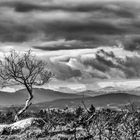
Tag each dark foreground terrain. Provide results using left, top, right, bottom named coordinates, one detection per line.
left=0, top=92, right=140, bottom=140
left=0, top=103, right=140, bottom=140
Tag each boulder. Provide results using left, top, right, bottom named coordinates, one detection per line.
left=0, top=117, right=46, bottom=135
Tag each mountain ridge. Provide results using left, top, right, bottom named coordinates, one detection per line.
left=0, top=88, right=83, bottom=106
left=33, top=92, right=140, bottom=109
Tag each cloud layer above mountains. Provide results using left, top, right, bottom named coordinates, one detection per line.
left=0, top=0, right=140, bottom=83
left=47, top=47, right=140, bottom=81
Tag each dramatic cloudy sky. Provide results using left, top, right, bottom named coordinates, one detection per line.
left=1, top=0, right=140, bottom=91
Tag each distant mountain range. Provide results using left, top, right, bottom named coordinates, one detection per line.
left=0, top=88, right=82, bottom=106
left=32, top=92, right=140, bottom=110
left=0, top=88, right=140, bottom=111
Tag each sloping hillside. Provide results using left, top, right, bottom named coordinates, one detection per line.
left=0, top=88, right=82, bottom=106
left=35, top=92, right=140, bottom=109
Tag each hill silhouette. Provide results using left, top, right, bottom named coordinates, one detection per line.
left=34, top=92, right=140, bottom=109
left=0, top=88, right=82, bottom=106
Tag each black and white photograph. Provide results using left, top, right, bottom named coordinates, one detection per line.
left=0, top=0, right=140, bottom=139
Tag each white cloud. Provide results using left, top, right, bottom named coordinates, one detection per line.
left=98, top=79, right=140, bottom=90
left=0, top=87, right=16, bottom=93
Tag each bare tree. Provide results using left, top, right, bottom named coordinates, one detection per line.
left=0, top=50, right=53, bottom=121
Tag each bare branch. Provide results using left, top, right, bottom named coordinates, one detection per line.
left=0, top=50, right=53, bottom=121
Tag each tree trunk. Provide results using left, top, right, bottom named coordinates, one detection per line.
left=14, top=84, right=33, bottom=121
left=74, top=126, right=77, bottom=140
left=99, top=131, right=102, bottom=140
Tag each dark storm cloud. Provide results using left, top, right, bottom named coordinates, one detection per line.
left=0, top=1, right=40, bottom=12
left=123, top=36, right=140, bottom=51
left=0, top=23, right=36, bottom=42
left=32, top=20, right=126, bottom=51
left=33, top=35, right=119, bottom=51
left=0, top=0, right=139, bottom=48
left=0, top=4, right=133, bottom=20
left=34, top=45, right=92, bottom=51
left=45, top=21, right=126, bottom=35
left=0, top=0, right=135, bottom=19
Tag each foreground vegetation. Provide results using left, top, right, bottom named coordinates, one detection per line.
left=0, top=103, right=140, bottom=140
